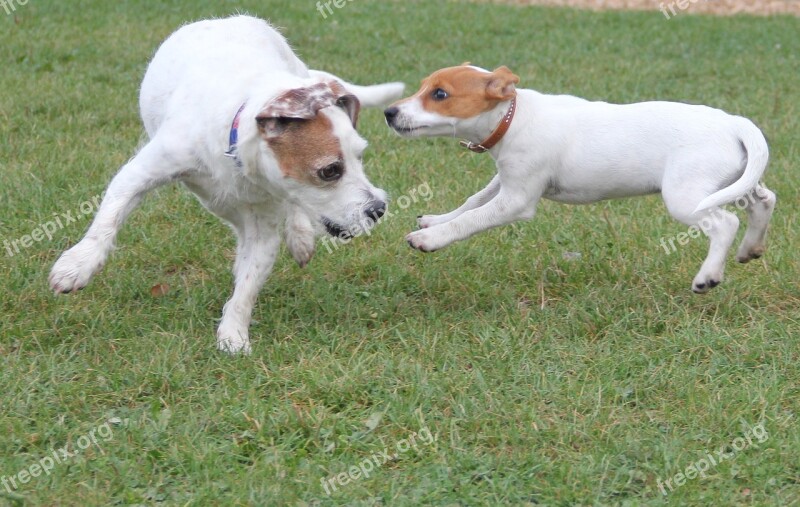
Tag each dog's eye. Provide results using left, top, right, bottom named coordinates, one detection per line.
left=318, top=162, right=344, bottom=182
left=432, top=88, right=449, bottom=101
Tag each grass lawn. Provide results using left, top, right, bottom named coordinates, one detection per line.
left=1, top=0, right=799, bottom=505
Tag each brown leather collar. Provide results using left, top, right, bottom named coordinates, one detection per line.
left=459, top=97, right=517, bottom=154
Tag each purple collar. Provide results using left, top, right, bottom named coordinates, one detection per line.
left=224, top=103, right=247, bottom=168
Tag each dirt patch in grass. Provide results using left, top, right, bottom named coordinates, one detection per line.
left=487, top=0, right=800, bottom=16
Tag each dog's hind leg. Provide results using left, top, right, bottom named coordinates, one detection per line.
left=418, top=175, right=501, bottom=229
left=217, top=211, right=281, bottom=355
left=662, top=179, right=740, bottom=294
left=735, top=184, right=776, bottom=263
left=49, top=139, right=192, bottom=294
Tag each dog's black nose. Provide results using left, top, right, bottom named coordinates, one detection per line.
left=384, top=107, right=399, bottom=124
left=365, top=200, right=387, bottom=221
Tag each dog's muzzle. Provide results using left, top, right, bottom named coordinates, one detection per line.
left=322, top=199, right=387, bottom=239
left=384, top=107, right=424, bottom=136
left=322, top=218, right=349, bottom=239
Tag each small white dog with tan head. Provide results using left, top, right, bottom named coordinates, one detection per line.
left=49, top=15, right=405, bottom=354
left=385, top=64, right=776, bottom=293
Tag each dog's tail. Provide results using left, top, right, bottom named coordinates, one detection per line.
left=309, top=70, right=405, bottom=108
left=693, top=119, right=770, bottom=214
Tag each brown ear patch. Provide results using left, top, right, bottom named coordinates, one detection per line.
left=486, top=66, right=520, bottom=101
left=411, top=65, right=520, bottom=119
left=262, top=113, right=342, bottom=185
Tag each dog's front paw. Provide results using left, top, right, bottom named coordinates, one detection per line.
left=417, top=214, right=450, bottom=229
left=285, top=208, right=316, bottom=268
left=216, top=325, right=252, bottom=355
left=692, top=273, right=723, bottom=294
left=406, top=228, right=446, bottom=253
left=288, top=239, right=315, bottom=268
left=49, top=240, right=106, bottom=294
left=285, top=228, right=315, bottom=268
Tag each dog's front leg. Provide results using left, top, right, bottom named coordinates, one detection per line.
left=418, top=175, right=501, bottom=229
left=407, top=181, right=541, bottom=252
left=217, top=215, right=281, bottom=355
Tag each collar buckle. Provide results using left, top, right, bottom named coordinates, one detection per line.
left=460, top=97, right=516, bottom=155
left=459, top=140, right=488, bottom=153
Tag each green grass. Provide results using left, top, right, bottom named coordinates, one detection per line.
left=1, top=0, right=799, bottom=505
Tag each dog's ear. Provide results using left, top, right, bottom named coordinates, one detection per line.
left=256, top=87, right=317, bottom=138
left=255, top=116, right=299, bottom=138
left=327, top=80, right=361, bottom=128
left=335, top=94, right=360, bottom=128
left=486, top=66, right=520, bottom=101
left=256, top=82, right=360, bottom=137
left=256, top=83, right=341, bottom=137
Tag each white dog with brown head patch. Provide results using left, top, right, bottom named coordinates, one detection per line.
left=49, top=15, right=405, bottom=354
left=385, top=64, right=776, bottom=293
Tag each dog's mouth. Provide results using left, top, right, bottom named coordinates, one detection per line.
left=322, top=217, right=352, bottom=239
left=392, top=125, right=428, bottom=136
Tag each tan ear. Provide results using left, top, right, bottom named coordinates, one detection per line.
left=486, top=66, right=520, bottom=101
left=327, top=80, right=361, bottom=128
left=256, top=82, right=347, bottom=137
left=461, top=61, right=472, bottom=66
